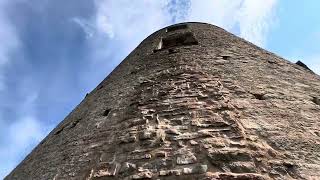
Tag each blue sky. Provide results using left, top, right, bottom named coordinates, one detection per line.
left=0, top=0, right=319, bottom=178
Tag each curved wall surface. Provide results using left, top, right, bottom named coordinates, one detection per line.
left=6, top=22, right=320, bottom=179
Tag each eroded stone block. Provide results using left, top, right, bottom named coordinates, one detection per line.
left=93, top=163, right=119, bottom=177
left=130, top=170, right=153, bottom=179
left=176, top=151, right=197, bottom=165
left=127, top=154, right=152, bottom=160
left=119, top=162, right=136, bottom=175
left=208, top=149, right=253, bottom=163
left=182, top=164, right=208, bottom=175
left=119, top=135, right=136, bottom=144
left=229, top=162, right=257, bottom=173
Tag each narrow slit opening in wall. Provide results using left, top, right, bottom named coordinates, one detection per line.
left=166, top=24, right=188, bottom=32
left=156, top=32, right=198, bottom=51
left=54, top=128, right=64, bottom=135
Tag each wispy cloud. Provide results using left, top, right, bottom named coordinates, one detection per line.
left=188, top=0, right=278, bottom=46
left=0, top=1, right=51, bottom=178
left=0, top=91, right=51, bottom=178
left=0, top=117, right=49, bottom=178
left=71, top=18, right=95, bottom=38
left=0, top=1, right=20, bottom=91
left=77, top=0, right=278, bottom=55
left=93, top=0, right=170, bottom=43
left=72, top=0, right=175, bottom=88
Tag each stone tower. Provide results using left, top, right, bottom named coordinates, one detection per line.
left=6, top=23, right=320, bottom=179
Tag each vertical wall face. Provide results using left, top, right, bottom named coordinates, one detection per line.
left=6, top=23, right=320, bottom=179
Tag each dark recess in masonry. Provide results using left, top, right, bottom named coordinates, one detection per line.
left=69, top=118, right=81, bottom=129
left=54, top=127, right=64, bottom=135
left=166, top=24, right=188, bottom=32
left=296, top=61, right=313, bottom=72
left=103, top=109, right=111, bottom=116
left=54, top=118, right=81, bottom=135
left=252, top=93, right=266, bottom=100
left=168, top=49, right=178, bottom=54
left=312, top=97, right=320, bottom=105
left=154, top=32, right=198, bottom=52
left=222, top=55, right=230, bottom=60
left=97, top=84, right=104, bottom=90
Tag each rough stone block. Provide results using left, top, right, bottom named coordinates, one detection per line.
left=176, top=152, right=197, bottom=165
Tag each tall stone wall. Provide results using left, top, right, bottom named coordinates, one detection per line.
left=6, top=23, right=320, bottom=179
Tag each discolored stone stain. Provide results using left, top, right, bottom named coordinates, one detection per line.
left=6, top=23, right=320, bottom=180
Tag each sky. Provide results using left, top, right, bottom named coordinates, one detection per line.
left=0, top=0, right=319, bottom=178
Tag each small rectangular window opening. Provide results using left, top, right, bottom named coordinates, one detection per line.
left=156, top=32, right=198, bottom=51
left=166, top=24, right=188, bottom=32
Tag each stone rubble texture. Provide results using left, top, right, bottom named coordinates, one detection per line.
left=6, top=22, right=320, bottom=180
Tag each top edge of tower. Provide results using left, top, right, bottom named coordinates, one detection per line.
left=133, top=21, right=245, bottom=57
left=129, top=21, right=278, bottom=64
left=153, top=21, right=224, bottom=34
left=140, top=21, right=227, bottom=43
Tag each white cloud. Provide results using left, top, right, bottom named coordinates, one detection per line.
left=0, top=2, right=20, bottom=91
left=72, top=0, right=175, bottom=89
left=0, top=91, right=51, bottom=178
left=189, top=0, right=242, bottom=29
left=6, top=115, right=46, bottom=154
left=165, top=0, right=191, bottom=23
left=0, top=1, right=41, bottom=178
left=71, top=18, right=95, bottom=38
left=0, top=116, right=48, bottom=178
left=93, top=0, right=171, bottom=42
left=188, top=0, right=278, bottom=46
left=236, top=0, right=277, bottom=46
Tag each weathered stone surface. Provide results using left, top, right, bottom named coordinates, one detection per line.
left=6, top=22, right=320, bottom=179
left=176, top=151, right=197, bottom=165
left=93, top=163, right=119, bottom=177
left=130, top=170, right=153, bottom=179
left=119, top=162, right=136, bottom=175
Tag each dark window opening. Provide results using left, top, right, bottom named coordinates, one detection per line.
left=222, top=55, right=230, bottom=60
left=156, top=32, right=198, bottom=51
left=283, top=163, right=295, bottom=170
left=166, top=24, right=188, bottom=32
left=312, top=97, right=320, bottom=105
left=103, top=109, right=111, bottom=116
left=252, top=93, right=265, bottom=100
